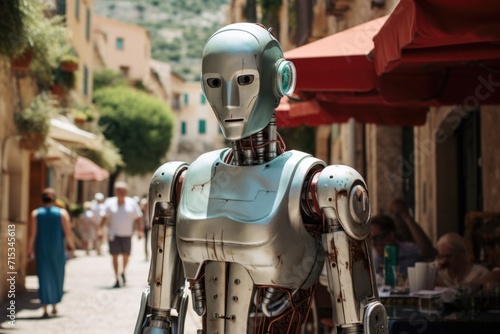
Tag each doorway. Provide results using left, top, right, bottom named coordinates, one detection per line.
left=456, top=110, right=483, bottom=234
left=435, top=108, right=482, bottom=237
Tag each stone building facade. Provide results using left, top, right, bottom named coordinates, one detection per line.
left=0, top=0, right=105, bottom=302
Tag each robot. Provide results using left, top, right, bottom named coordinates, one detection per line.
left=134, top=23, right=388, bottom=334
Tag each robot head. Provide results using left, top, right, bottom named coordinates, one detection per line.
left=201, top=23, right=296, bottom=140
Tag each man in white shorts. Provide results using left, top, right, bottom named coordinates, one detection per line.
left=100, top=181, right=143, bottom=288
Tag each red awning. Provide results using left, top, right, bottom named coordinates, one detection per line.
left=73, top=156, right=109, bottom=181
left=372, top=0, right=500, bottom=105
left=284, top=16, right=388, bottom=92
left=277, top=15, right=429, bottom=128
left=276, top=97, right=428, bottom=128
left=373, top=0, right=500, bottom=74
left=278, top=0, right=500, bottom=128
left=276, top=99, right=339, bottom=127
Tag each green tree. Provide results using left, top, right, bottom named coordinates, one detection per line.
left=93, top=86, right=174, bottom=176
left=93, top=69, right=128, bottom=91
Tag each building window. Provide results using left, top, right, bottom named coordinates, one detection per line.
left=371, top=0, right=385, bottom=9
left=172, top=93, right=181, bottom=110
left=119, top=66, right=130, bottom=77
left=184, top=93, right=189, bottom=105
left=116, top=37, right=124, bottom=50
left=181, top=121, right=187, bottom=135
left=200, top=93, right=206, bottom=104
left=85, top=8, right=91, bottom=41
left=75, top=0, right=79, bottom=19
left=83, top=65, right=88, bottom=96
left=58, top=0, right=67, bottom=16
left=199, top=120, right=206, bottom=134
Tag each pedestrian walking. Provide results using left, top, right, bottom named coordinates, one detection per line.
left=99, top=181, right=143, bottom=288
left=92, top=192, right=106, bottom=255
left=77, top=201, right=98, bottom=255
left=27, top=187, right=75, bottom=318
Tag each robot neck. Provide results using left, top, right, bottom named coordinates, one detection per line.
left=226, top=114, right=286, bottom=166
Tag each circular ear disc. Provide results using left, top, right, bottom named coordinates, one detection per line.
left=275, top=59, right=296, bottom=97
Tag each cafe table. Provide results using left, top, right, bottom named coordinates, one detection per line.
left=379, top=288, right=500, bottom=334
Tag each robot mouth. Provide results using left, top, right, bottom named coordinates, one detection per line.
left=224, top=118, right=245, bottom=123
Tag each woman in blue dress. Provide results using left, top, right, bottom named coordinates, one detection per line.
left=27, top=187, right=75, bottom=318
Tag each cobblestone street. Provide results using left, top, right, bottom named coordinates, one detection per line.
left=1, top=236, right=202, bottom=334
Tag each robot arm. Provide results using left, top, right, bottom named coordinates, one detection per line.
left=312, top=165, right=388, bottom=334
left=134, top=161, right=190, bottom=334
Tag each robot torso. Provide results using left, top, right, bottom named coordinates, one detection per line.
left=176, top=148, right=325, bottom=289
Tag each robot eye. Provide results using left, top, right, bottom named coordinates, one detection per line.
left=207, top=78, right=221, bottom=88
left=237, top=75, right=254, bottom=85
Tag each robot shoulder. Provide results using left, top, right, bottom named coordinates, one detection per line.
left=149, top=161, right=190, bottom=207
left=315, top=165, right=371, bottom=240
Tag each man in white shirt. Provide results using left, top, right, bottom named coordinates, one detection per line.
left=100, top=181, right=143, bottom=288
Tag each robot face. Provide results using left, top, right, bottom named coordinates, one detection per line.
left=202, top=52, right=260, bottom=140
left=201, top=23, right=296, bottom=140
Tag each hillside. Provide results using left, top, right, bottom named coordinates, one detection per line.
left=93, top=0, right=231, bottom=81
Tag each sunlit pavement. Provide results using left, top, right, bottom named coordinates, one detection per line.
left=1, top=236, right=202, bottom=334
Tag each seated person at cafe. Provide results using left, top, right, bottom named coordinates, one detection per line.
left=478, top=267, right=500, bottom=286
left=435, top=232, right=489, bottom=288
left=474, top=216, right=500, bottom=284
left=371, top=199, right=437, bottom=278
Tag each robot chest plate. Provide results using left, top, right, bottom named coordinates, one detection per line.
left=176, top=150, right=325, bottom=288
left=180, top=161, right=281, bottom=223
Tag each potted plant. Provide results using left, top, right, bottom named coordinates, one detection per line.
left=50, top=83, right=65, bottom=99
left=73, top=110, right=87, bottom=125
left=0, top=1, right=35, bottom=72
left=14, top=93, right=58, bottom=151
left=1, top=1, right=70, bottom=83
left=0, top=0, right=30, bottom=58
left=49, top=67, right=76, bottom=102
left=59, top=54, right=79, bottom=72
left=28, top=14, right=71, bottom=87
left=10, top=49, right=34, bottom=71
left=71, top=105, right=99, bottom=129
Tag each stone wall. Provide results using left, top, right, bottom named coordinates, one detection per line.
left=365, top=124, right=403, bottom=215
left=0, top=58, right=37, bottom=303
left=0, top=58, right=18, bottom=302
left=414, top=107, right=444, bottom=243
left=0, top=59, right=17, bottom=134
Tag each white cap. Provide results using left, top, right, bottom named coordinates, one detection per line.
left=94, top=192, right=105, bottom=201
left=114, top=181, right=129, bottom=190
